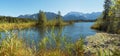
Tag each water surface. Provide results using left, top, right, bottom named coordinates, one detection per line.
left=0, top=22, right=97, bottom=43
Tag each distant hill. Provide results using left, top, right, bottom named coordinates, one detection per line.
left=63, top=12, right=87, bottom=21
left=18, top=12, right=102, bottom=21
left=18, top=12, right=57, bottom=20
left=63, top=12, right=102, bottom=21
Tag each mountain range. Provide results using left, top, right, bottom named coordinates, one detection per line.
left=18, top=12, right=102, bottom=21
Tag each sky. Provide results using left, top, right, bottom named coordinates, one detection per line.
left=0, top=0, right=104, bottom=17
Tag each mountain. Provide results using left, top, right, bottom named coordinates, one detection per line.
left=18, top=12, right=57, bottom=20
left=83, top=12, right=102, bottom=20
left=63, top=12, right=102, bottom=21
left=63, top=12, right=87, bottom=21
left=18, top=12, right=102, bottom=21
left=18, top=14, right=38, bottom=19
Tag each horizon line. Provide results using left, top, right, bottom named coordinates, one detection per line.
left=0, top=11, right=103, bottom=17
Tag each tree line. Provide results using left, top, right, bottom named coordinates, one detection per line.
left=0, top=16, right=35, bottom=23
left=0, top=10, right=67, bottom=26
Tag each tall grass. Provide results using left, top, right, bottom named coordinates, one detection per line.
left=0, top=30, right=119, bottom=56
left=0, top=22, right=36, bottom=31
left=36, top=29, right=84, bottom=56
left=0, top=30, right=84, bottom=56
left=0, top=33, right=35, bottom=56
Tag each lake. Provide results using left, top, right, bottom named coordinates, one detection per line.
left=0, top=22, right=97, bottom=44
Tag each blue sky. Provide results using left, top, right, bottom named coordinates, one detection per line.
left=0, top=0, right=104, bottom=17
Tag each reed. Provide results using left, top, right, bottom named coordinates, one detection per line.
left=0, top=22, right=36, bottom=31
left=0, top=33, right=35, bottom=56
left=0, top=30, right=84, bottom=56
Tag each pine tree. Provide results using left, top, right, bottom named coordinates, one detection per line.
left=38, top=11, right=47, bottom=26
left=103, top=0, right=112, bottom=20
left=57, top=11, right=63, bottom=25
left=99, top=0, right=112, bottom=31
left=104, top=0, right=120, bottom=33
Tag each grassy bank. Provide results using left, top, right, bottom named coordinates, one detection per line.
left=85, top=33, right=120, bottom=56
left=0, top=22, right=36, bottom=31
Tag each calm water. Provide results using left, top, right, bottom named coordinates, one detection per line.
left=0, top=22, right=97, bottom=44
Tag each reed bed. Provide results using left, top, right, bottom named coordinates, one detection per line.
left=0, top=22, right=36, bottom=31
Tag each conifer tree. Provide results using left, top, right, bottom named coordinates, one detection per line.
left=103, top=0, right=112, bottom=20
left=57, top=11, right=63, bottom=25
left=38, top=11, right=47, bottom=26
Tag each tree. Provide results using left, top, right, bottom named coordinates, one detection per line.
left=103, top=0, right=112, bottom=20
left=103, top=0, right=120, bottom=33
left=113, top=0, right=120, bottom=33
left=38, top=11, right=47, bottom=26
left=114, top=0, right=120, bottom=18
left=92, top=0, right=120, bottom=33
left=57, top=11, right=63, bottom=25
left=99, top=0, right=112, bottom=31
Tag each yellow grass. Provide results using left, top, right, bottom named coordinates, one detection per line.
left=0, top=34, right=35, bottom=56
left=0, top=31, right=84, bottom=56
left=0, top=22, right=36, bottom=31
left=36, top=49, right=67, bottom=56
